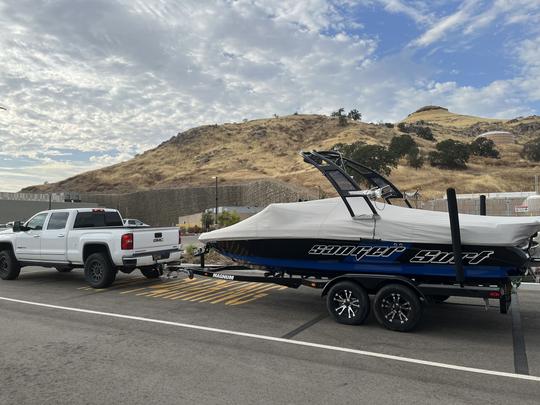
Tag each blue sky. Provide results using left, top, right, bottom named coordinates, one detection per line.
left=1, top=0, right=540, bottom=191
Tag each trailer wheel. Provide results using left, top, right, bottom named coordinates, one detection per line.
left=0, top=249, right=21, bottom=280
left=84, top=253, right=116, bottom=288
left=326, top=281, right=370, bottom=325
left=374, top=284, right=422, bottom=332
left=140, top=266, right=161, bottom=279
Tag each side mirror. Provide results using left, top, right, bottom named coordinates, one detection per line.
left=12, top=221, right=22, bottom=232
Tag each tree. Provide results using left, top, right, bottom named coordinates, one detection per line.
left=201, top=211, right=214, bottom=231
left=347, top=109, right=361, bottom=121
left=396, top=122, right=435, bottom=141
left=333, top=141, right=398, bottom=176
left=414, top=126, right=435, bottom=141
left=331, top=108, right=345, bottom=117
left=428, top=139, right=470, bottom=169
left=469, top=137, right=500, bottom=158
left=217, top=210, right=241, bottom=227
left=522, top=138, right=540, bottom=161
left=389, top=134, right=417, bottom=158
left=338, top=114, right=348, bottom=127
left=407, top=147, right=424, bottom=169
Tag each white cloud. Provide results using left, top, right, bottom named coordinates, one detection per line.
left=0, top=0, right=539, bottom=191
left=377, top=0, right=433, bottom=25
left=411, top=0, right=478, bottom=47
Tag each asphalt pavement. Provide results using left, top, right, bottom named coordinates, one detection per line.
left=1, top=266, right=540, bottom=404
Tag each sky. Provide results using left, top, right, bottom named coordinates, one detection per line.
left=1, top=0, right=540, bottom=191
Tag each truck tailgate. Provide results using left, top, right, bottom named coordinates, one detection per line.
left=131, top=228, right=180, bottom=253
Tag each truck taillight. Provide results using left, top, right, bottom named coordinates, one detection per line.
left=121, top=233, right=134, bottom=250
left=178, top=229, right=182, bottom=245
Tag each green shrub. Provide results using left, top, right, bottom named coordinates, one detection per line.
left=428, top=140, right=470, bottom=169
left=407, top=147, right=424, bottom=169
left=347, top=109, right=361, bottom=121
left=201, top=211, right=214, bottom=231
left=218, top=210, right=241, bottom=227
left=469, top=137, right=500, bottom=158
left=331, top=108, right=345, bottom=117
left=333, top=142, right=398, bottom=176
left=397, top=122, right=435, bottom=141
left=389, top=134, right=417, bottom=158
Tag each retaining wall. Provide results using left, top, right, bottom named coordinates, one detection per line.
left=81, top=180, right=318, bottom=226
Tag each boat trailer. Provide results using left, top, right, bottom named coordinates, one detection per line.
left=164, top=188, right=523, bottom=332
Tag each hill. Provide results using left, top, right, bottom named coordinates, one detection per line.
left=22, top=108, right=540, bottom=199
left=403, top=105, right=503, bottom=127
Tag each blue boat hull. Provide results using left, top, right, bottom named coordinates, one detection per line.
left=208, top=238, right=528, bottom=283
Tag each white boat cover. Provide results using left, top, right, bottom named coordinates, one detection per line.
left=199, top=197, right=540, bottom=247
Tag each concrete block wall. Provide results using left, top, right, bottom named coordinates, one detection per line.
left=0, top=200, right=98, bottom=223
left=81, top=180, right=318, bottom=227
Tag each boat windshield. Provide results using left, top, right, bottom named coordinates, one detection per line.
left=301, top=150, right=412, bottom=217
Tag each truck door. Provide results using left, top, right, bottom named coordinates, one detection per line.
left=15, top=212, right=48, bottom=261
left=40, top=212, right=69, bottom=262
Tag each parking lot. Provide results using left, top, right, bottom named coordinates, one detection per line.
left=1, top=267, right=540, bottom=404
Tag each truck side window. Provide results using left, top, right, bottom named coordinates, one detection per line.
left=25, top=213, right=48, bottom=231
left=47, top=212, right=69, bottom=230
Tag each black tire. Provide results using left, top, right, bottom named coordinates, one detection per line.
left=0, top=249, right=21, bottom=280
left=326, top=281, right=370, bottom=325
left=84, top=253, right=116, bottom=288
left=429, top=295, right=450, bottom=304
left=373, top=284, right=422, bottom=332
left=140, top=266, right=161, bottom=279
left=55, top=266, right=73, bottom=273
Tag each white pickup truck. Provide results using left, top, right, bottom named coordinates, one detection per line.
left=0, top=208, right=181, bottom=288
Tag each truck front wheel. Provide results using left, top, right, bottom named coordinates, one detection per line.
left=0, top=249, right=21, bottom=280
left=84, top=253, right=116, bottom=288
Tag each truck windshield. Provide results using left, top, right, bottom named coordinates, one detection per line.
left=74, top=211, right=123, bottom=228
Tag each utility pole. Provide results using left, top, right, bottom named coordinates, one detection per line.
left=213, top=176, right=218, bottom=226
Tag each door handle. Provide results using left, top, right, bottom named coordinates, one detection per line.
left=57, top=234, right=65, bottom=238
left=33, top=235, right=40, bottom=238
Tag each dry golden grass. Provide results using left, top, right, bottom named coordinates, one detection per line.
left=402, top=107, right=502, bottom=127
left=23, top=108, right=540, bottom=198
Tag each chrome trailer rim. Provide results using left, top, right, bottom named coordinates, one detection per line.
left=380, top=293, right=412, bottom=325
left=332, top=289, right=361, bottom=319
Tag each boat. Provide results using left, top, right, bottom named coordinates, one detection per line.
left=199, top=150, right=540, bottom=284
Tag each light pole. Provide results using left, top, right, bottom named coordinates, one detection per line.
left=213, top=176, right=218, bottom=226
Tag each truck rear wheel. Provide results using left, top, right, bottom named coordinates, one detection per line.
left=326, top=281, right=370, bottom=325
left=140, top=266, right=161, bottom=279
left=0, top=249, right=21, bottom=280
left=373, top=284, right=422, bottom=332
left=84, top=253, right=116, bottom=288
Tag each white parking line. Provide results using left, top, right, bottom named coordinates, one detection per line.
left=1, top=295, right=539, bottom=383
